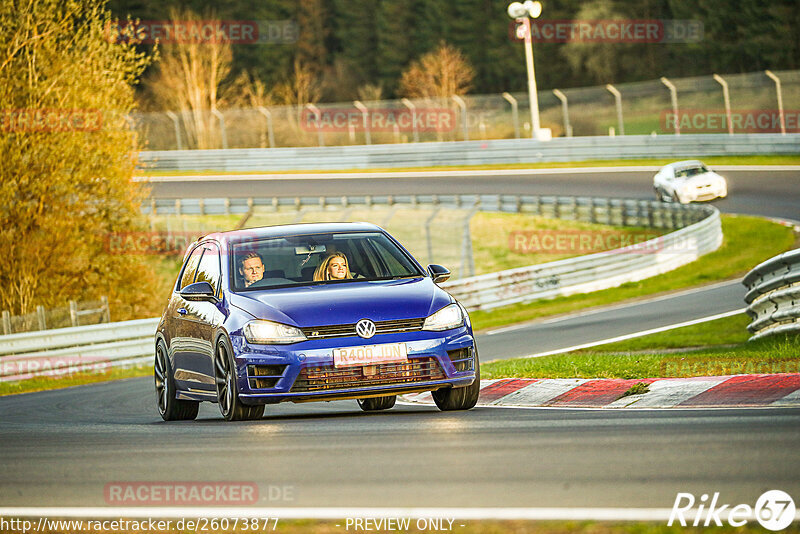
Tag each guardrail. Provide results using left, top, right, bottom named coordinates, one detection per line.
left=743, top=248, right=800, bottom=340
left=0, top=318, right=157, bottom=381
left=138, top=133, right=800, bottom=172
left=442, top=202, right=721, bottom=310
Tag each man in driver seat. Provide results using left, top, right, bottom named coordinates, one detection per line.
left=239, top=252, right=265, bottom=287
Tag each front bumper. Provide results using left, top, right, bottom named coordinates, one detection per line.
left=231, top=327, right=477, bottom=404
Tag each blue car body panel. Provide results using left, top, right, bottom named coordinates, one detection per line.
left=156, top=222, right=478, bottom=406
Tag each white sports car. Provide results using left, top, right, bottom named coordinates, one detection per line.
left=653, top=160, right=728, bottom=204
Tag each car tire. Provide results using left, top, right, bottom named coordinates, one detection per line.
left=432, top=350, right=481, bottom=411
left=215, top=337, right=265, bottom=422
left=357, top=395, right=396, bottom=411
left=154, top=340, right=199, bottom=421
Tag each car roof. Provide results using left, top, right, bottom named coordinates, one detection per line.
left=666, top=160, right=707, bottom=171
left=198, top=222, right=384, bottom=247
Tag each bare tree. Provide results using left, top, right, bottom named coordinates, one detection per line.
left=144, top=8, right=233, bottom=149
left=272, top=58, right=322, bottom=108
left=399, top=42, right=475, bottom=100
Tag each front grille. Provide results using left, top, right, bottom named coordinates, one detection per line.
left=301, top=318, right=425, bottom=340
left=447, top=347, right=474, bottom=372
left=291, top=357, right=444, bottom=392
left=247, top=364, right=287, bottom=390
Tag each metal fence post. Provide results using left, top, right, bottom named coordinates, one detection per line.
left=605, top=84, right=625, bottom=136
left=401, top=98, right=419, bottom=142
left=165, top=111, right=183, bottom=150
left=69, top=300, right=78, bottom=327
left=36, top=305, right=46, bottom=331
left=712, top=74, right=734, bottom=135
left=2, top=310, right=10, bottom=335
left=305, top=103, right=325, bottom=146
left=425, top=207, right=442, bottom=265
left=101, top=296, right=111, bottom=323
left=765, top=70, right=786, bottom=135
left=660, top=77, right=680, bottom=135
left=353, top=100, right=371, bottom=145
left=452, top=95, right=469, bottom=141
left=502, top=92, right=520, bottom=139
left=211, top=108, right=228, bottom=149
left=257, top=106, right=276, bottom=148
left=461, top=208, right=479, bottom=278
left=552, top=89, right=572, bottom=137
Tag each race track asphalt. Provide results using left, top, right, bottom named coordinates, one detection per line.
left=1, top=166, right=798, bottom=512
left=1, top=379, right=799, bottom=509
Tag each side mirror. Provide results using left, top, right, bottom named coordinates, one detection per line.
left=427, top=264, right=451, bottom=283
left=180, top=281, right=218, bottom=302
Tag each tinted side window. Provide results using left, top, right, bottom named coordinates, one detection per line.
left=195, top=244, right=221, bottom=294
left=178, top=246, right=203, bottom=290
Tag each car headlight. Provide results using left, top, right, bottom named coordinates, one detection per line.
left=422, top=304, right=464, bottom=331
left=243, top=320, right=307, bottom=344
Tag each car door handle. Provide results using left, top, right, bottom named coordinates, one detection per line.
left=177, top=308, right=188, bottom=315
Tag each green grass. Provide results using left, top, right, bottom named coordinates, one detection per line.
left=136, top=155, right=800, bottom=176
left=0, top=365, right=150, bottom=397
left=578, top=313, right=752, bottom=353
left=471, top=214, right=796, bottom=332
left=483, top=313, right=800, bottom=380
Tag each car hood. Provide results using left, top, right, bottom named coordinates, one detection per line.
left=228, top=277, right=452, bottom=327
left=678, top=171, right=724, bottom=186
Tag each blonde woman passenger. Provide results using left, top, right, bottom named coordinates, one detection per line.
left=313, top=252, right=353, bottom=281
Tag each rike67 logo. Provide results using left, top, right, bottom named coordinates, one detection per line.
left=669, top=490, right=796, bottom=531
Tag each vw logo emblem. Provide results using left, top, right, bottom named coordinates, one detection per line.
left=355, top=319, right=376, bottom=339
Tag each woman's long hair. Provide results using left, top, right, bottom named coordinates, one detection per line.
left=313, top=252, right=353, bottom=281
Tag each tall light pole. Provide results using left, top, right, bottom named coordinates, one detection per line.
left=508, top=1, right=551, bottom=141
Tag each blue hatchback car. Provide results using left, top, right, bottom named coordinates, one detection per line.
left=155, top=222, right=480, bottom=421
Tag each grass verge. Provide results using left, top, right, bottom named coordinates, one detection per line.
left=482, top=312, right=800, bottom=380
left=471, top=214, right=796, bottom=332
left=136, top=155, right=800, bottom=176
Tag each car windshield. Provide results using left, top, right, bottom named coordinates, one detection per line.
left=230, top=231, right=423, bottom=291
left=674, top=164, right=708, bottom=179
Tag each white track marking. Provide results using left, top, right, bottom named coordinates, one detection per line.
left=485, top=279, right=742, bottom=335
left=492, top=379, right=589, bottom=406
left=605, top=377, right=730, bottom=408
left=517, top=308, right=746, bottom=359
left=8, top=506, right=797, bottom=521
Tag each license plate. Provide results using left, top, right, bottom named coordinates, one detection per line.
left=332, top=342, right=408, bottom=368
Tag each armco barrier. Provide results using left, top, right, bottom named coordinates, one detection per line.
left=0, top=318, right=158, bottom=381
left=442, top=204, right=721, bottom=310
left=138, top=133, right=800, bottom=172
left=743, top=248, right=800, bottom=340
